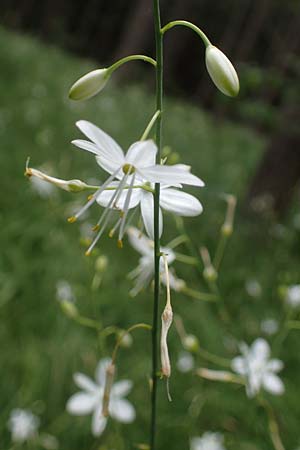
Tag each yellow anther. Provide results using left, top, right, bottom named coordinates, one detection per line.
left=85, top=249, right=92, bottom=256
left=92, top=224, right=100, bottom=232
left=109, top=229, right=115, bottom=238
left=67, top=216, right=77, bottom=223
left=87, top=194, right=94, bottom=201
left=117, top=239, right=123, bottom=249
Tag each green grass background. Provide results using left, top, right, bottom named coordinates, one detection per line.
left=1, top=27, right=300, bottom=450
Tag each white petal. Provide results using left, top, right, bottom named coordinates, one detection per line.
left=263, top=373, right=285, bottom=395
left=95, top=358, right=112, bottom=386
left=96, top=182, right=142, bottom=210
left=73, top=373, right=97, bottom=393
left=66, top=393, right=97, bottom=415
left=95, top=155, right=123, bottom=176
left=160, top=188, right=203, bottom=216
left=72, top=139, right=102, bottom=155
left=127, top=227, right=153, bottom=256
left=111, top=380, right=133, bottom=397
left=231, top=356, right=247, bottom=375
left=110, top=398, right=136, bottom=423
left=266, top=359, right=284, bottom=373
left=91, top=406, right=107, bottom=436
left=251, top=338, right=270, bottom=362
left=139, top=164, right=205, bottom=187
left=140, top=192, right=163, bottom=239
left=76, top=120, right=124, bottom=164
left=125, top=140, right=157, bottom=168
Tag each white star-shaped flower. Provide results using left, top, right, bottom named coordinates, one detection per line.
left=191, top=431, right=226, bottom=450
left=8, top=409, right=40, bottom=443
left=231, top=338, right=284, bottom=397
left=127, top=227, right=185, bottom=296
left=71, top=120, right=204, bottom=251
left=66, top=358, right=135, bottom=436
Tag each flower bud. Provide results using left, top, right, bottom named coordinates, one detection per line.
left=183, top=334, right=199, bottom=352
left=25, top=167, right=88, bottom=192
left=60, top=300, right=78, bottom=319
left=95, top=255, right=108, bottom=273
left=119, top=332, right=133, bottom=349
left=69, top=69, right=110, bottom=101
left=205, top=45, right=239, bottom=97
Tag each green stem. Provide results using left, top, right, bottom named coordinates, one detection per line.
left=181, top=286, right=218, bottom=302
left=141, top=110, right=161, bottom=141
left=109, top=54, right=157, bottom=74
left=151, top=1, right=163, bottom=448
left=161, top=20, right=211, bottom=47
left=213, top=233, right=228, bottom=271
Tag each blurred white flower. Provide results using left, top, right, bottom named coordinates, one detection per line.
left=56, top=280, right=75, bottom=303
left=8, top=409, right=40, bottom=443
left=127, top=227, right=185, bottom=296
left=176, top=351, right=195, bottom=373
left=66, top=358, right=135, bottom=436
left=245, top=279, right=262, bottom=298
left=285, top=285, right=300, bottom=307
left=231, top=338, right=284, bottom=397
left=191, top=431, right=226, bottom=450
left=261, top=318, right=279, bottom=336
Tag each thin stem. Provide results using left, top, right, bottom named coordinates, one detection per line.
left=161, top=20, right=211, bottom=47
left=151, top=0, right=163, bottom=448
left=181, top=286, right=218, bottom=302
left=259, top=398, right=286, bottom=450
left=109, top=54, right=157, bottom=74
left=111, top=323, right=152, bottom=362
left=141, top=110, right=161, bottom=141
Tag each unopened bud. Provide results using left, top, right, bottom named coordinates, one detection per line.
left=197, top=368, right=235, bottom=382
left=69, top=69, right=110, bottom=101
left=203, top=266, right=218, bottom=282
left=221, top=223, right=233, bottom=237
left=205, top=45, right=239, bottom=97
left=119, top=332, right=133, bottom=349
left=102, top=362, right=115, bottom=417
left=183, top=334, right=199, bottom=352
left=95, top=255, right=108, bottom=273
left=60, top=300, right=78, bottom=319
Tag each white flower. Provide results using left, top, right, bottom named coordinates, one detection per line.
left=56, top=280, right=75, bottom=303
left=231, top=338, right=284, bottom=397
left=8, top=409, right=40, bottom=443
left=127, top=227, right=185, bottom=296
left=71, top=120, right=204, bottom=252
left=245, top=279, right=262, bottom=298
left=261, top=318, right=279, bottom=336
left=66, top=358, right=135, bottom=436
left=205, top=45, right=239, bottom=97
left=285, top=284, right=300, bottom=307
left=191, top=431, right=226, bottom=450
left=176, top=351, right=195, bottom=373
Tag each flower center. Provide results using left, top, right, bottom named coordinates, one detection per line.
left=122, top=164, right=135, bottom=175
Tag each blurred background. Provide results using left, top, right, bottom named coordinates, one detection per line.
left=1, top=1, right=300, bottom=449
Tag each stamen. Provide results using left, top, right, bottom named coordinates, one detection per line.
left=118, top=172, right=136, bottom=242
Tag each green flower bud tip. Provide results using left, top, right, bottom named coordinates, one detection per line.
left=69, top=68, right=110, bottom=101
left=183, top=334, right=199, bottom=352
left=205, top=45, right=239, bottom=97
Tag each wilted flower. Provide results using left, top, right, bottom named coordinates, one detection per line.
left=285, top=284, right=300, bottom=307
left=176, top=351, right=195, bottom=373
left=8, top=409, right=40, bottom=443
left=66, top=358, right=135, bottom=436
left=69, top=68, right=110, bottom=101
left=127, top=227, right=185, bottom=296
left=190, top=432, right=226, bottom=450
left=205, top=45, right=239, bottom=97
left=231, top=338, right=284, bottom=397
left=26, top=167, right=89, bottom=193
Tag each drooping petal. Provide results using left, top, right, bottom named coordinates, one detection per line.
left=127, top=227, right=153, bottom=256
left=140, top=192, right=163, bottom=239
left=125, top=140, right=157, bottom=168
left=66, top=393, right=97, bottom=415
left=96, top=182, right=142, bottom=210
left=110, top=398, right=136, bottom=423
left=76, top=120, right=125, bottom=164
left=266, top=359, right=284, bottom=373
left=95, top=358, right=112, bottom=386
left=160, top=188, right=203, bottom=216
left=262, top=373, right=285, bottom=395
left=231, top=356, right=247, bottom=375
left=139, top=164, right=205, bottom=187
left=91, top=406, right=107, bottom=437
left=73, top=373, right=98, bottom=393
left=111, top=380, right=133, bottom=398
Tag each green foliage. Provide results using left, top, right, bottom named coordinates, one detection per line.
left=1, top=27, right=300, bottom=450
